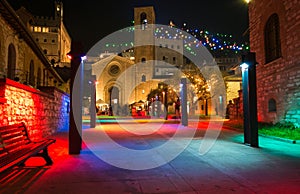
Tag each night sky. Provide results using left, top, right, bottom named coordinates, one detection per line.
left=8, top=0, right=249, bottom=52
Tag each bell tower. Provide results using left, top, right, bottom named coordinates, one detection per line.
left=134, top=6, right=156, bottom=63
left=55, top=0, right=63, bottom=20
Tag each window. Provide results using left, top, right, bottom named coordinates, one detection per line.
left=37, top=68, right=41, bottom=87
left=51, top=59, right=56, bottom=65
left=141, top=58, right=146, bottom=63
left=34, top=26, right=41, bottom=32
left=29, top=60, right=35, bottom=87
left=163, top=56, right=168, bottom=62
left=109, top=65, right=120, bottom=76
left=265, top=14, right=281, bottom=63
left=173, top=57, right=176, bottom=64
left=141, top=75, right=146, bottom=82
left=7, top=44, right=16, bottom=80
left=44, top=39, right=47, bottom=43
left=268, top=98, right=276, bottom=112
left=42, top=27, right=49, bottom=33
left=140, top=12, right=147, bottom=30
left=44, top=49, right=48, bottom=54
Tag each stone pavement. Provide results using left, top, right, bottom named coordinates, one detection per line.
left=1, top=119, right=300, bottom=194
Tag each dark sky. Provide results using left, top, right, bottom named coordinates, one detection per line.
left=9, top=0, right=249, bottom=52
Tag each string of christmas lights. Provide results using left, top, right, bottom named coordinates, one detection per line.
left=104, top=23, right=249, bottom=57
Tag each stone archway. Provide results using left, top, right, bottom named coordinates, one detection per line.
left=109, top=86, right=119, bottom=106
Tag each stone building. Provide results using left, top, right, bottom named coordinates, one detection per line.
left=248, top=0, right=300, bottom=126
left=0, top=0, right=68, bottom=90
left=0, top=0, right=70, bottom=139
left=15, top=0, right=71, bottom=68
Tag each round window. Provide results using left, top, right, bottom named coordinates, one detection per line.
left=109, top=65, right=120, bottom=76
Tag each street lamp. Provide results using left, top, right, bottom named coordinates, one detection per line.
left=68, top=41, right=86, bottom=155
left=180, top=77, right=188, bottom=126
left=241, top=52, right=258, bottom=147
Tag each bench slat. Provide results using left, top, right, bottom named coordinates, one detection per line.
left=0, top=125, right=27, bottom=136
left=0, top=123, right=25, bottom=131
left=1, top=130, right=27, bottom=139
left=0, top=148, right=8, bottom=158
left=5, top=143, right=28, bottom=153
left=2, top=135, right=28, bottom=145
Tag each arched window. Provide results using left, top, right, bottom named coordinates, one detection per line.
left=163, top=56, right=168, bottom=62
left=141, top=75, right=146, bottom=82
left=141, top=58, right=146, bottom=63
left=7, top=44, right=16, bottom=80
left=265, top=13, right=281, bottom=63
left=37, top=67, right=41, bottom=87
left=268, top=98, right=277, bottom=112
left=140, top=12, right=147, bottom=30
left=29, top=60, right=35, bottom=87
left=51, top=59, right=56, bottom=65
left=44, top=49, right=48, bottom=54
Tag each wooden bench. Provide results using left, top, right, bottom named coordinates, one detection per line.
left=0, top=122, right=56, bottom=173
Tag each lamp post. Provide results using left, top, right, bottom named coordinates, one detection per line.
left=68, top=41, right=85, bottom=155
left=180, top=77, right=188, bottom=126
left=90, top=75, right=96, bottom=128
left=241, top=52, right=258, bottom=147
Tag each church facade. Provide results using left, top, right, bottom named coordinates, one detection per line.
left=91, top=6, right=185, bottom=114
left=90, top=6, right=228, bottom=117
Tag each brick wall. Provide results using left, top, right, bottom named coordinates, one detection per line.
left=0, top=78, right=70, bottom=140
left=249, top=0, right=300, bottom=127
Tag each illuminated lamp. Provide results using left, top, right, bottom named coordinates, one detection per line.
left=240, top=62, right=249, bottom=71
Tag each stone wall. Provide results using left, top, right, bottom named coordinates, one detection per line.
left=249, top=0, right=300, bottom=127
left=0, top=78, right=70, bottom=140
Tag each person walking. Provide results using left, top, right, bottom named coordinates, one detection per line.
left=175, top=98, right=181, bottom=119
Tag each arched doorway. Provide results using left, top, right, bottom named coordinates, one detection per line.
left=109, top=86, right=119, bottom=105
left=109, top=86, right=120, bottom=115
left=7, top=44, right=16, bottom=80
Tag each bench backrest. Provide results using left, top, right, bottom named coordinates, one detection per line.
left=0, top=122, right=31, bottom=156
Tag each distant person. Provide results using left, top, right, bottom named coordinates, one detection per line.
left=175, top=98, right=181, bottom=119
left=108, top=105, right=113, bottom=116
left=226, top=100, right=234, bottom=119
